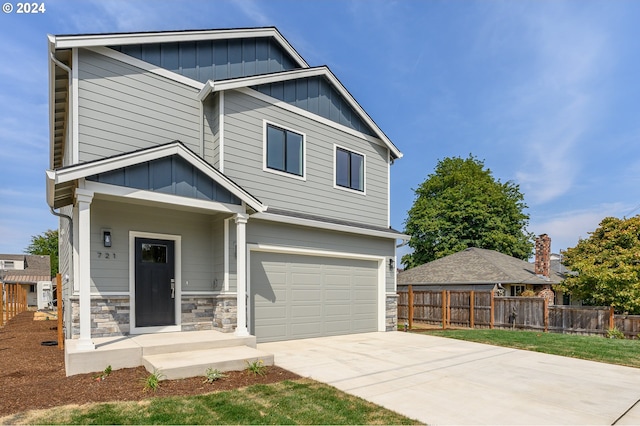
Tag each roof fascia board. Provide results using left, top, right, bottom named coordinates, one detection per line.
left=85, top=181, right=244, bottom=214
left=52, top=28, right=309, bottom=68
left=86, top=46, right=205, bottom=90
left=210, top=68, right=402, bottom=159
left=49, top=142, right=265, bottom=212
left=252, top=211, right=409, bottom=241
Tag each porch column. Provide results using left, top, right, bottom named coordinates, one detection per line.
left=75, top=189, right=95, bottom=351
left=234, top=213, right=249, bottom=336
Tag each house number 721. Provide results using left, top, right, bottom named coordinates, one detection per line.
left=97, top=252, right=116, bottom=259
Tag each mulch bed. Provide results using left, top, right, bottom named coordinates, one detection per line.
left=0, top=311, right=300, bottom=417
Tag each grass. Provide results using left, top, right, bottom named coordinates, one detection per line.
left=3, top=379, right=419, bottom=425
left=414, top=328, right=640, bottom=368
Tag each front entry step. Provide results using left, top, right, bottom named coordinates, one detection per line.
left=142, top=346, right=274, bottom=380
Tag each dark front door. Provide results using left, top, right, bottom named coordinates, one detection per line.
left=135, top=238, right=175, bottom=327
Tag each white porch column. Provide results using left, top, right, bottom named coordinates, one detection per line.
left=234, top=212, right=250, bottom=336
left=75, top=188, right=95, bottom=351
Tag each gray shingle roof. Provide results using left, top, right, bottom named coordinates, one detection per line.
left=398, top=247, right=564, bottom=286
left=0, top=254, right=51, bottom=283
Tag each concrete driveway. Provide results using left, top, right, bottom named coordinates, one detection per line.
left=259, top=331, right=640, bottom=425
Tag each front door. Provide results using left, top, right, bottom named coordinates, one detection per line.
left=135, top=238, right=176, bottom=327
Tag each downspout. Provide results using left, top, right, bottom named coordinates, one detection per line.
left=50, top=207, right=73, bottom=339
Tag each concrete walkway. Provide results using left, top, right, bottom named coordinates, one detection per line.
left=259, top=331, right=640, bottom=425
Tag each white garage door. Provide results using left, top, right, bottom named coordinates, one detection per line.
left=250, top=252, right=379, bottom=343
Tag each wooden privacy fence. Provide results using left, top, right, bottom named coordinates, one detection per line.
left=398, top=286, right=640, bottom=339
left=1, top=282, right=29, bottom=326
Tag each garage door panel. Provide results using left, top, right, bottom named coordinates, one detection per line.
left=251, top=252, right=378, bottom=343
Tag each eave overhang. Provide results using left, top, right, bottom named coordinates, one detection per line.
left=46, top=141, right=266, bottom=213
left=198, top=67, right=403, bottom=160
left=48, top=27, right=309, bottom=69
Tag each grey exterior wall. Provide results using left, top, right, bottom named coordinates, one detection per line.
left=246, top=219, right=396, bottom=292
left=111, top=37, right=299, bottom=83
left=77, top=48, right=201, bottom=162
left=223, top=90, right=390, bottom=228
left=203, top=93, right=220, bottom=169
left=89, top=199, right=225, bottom=293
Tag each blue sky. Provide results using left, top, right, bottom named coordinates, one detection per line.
left=1, top=0, right=639, bottom=259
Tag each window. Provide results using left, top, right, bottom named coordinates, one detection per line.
left=335, top=147, right=364, bottom=192
left=0, top=260, right=15, bottom=269
left=510, top=285, right=526, bottom=296
left=265, top=124, right=303, bottom=177
left=29, top=285, right=35, bottom=293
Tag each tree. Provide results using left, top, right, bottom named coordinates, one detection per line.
left=560, top=216, right=640, bottom=314
left=25, top=229, right=58, bottom=276
left=402, top=155, right=534, bottom=268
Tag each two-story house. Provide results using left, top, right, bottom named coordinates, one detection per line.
left=46, top=28, right=406, bottom=363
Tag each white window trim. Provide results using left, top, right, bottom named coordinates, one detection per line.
left=262, top=120, right=307, bottom=181
left=333, top=144, right=366, bottom=195
left=129, top=231, right=182, bottom=334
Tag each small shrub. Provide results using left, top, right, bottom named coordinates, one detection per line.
left=245, top=359, right=267, bottom=376
left=520, top=290, right=536, bottom=297
left=203, top=367, right=225, bottom=383
left=607, top=327, right=625, bottom=339
left=93, top=365, right=112, bottom=382
left=143, top=369, right=165, bottom=392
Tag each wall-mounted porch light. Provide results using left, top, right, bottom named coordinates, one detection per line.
left=388, top=258, right=395, bottom=271
left=102, top=229, right=112, bottom=247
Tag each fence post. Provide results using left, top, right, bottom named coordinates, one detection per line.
left=0, top=283, right=4, bottom=326
left=442, top=290, right=447, bottom=330
left=56, top=274, right=64, bottom=350
left=470, top=290, right=475, bottom=329
left=8, top=284, right=13, bottom=320
left=544, top=298, right=549, bottom=333
left=408, top=284, right=414, bottom=330
left=609, top=306, right=615, bottom=330
left=490, top=290, right=495, bottom=329
left=447, top=291, right=451, bottom=328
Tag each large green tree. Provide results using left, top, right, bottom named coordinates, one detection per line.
left=402, top=155, right=534, bottom=268
left=560, top=216, right=640, bottom=314
left=25, top=229, right=58, bottom=276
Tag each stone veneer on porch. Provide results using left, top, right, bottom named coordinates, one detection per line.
left=70, top=295, right=238, bottom=338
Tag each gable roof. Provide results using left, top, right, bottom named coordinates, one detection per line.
left=398, top=247, right=565, bottom=286
left=46, top=141, right=266, bottom=213
left=198, top=67, right=402, bottom=159
left=0, top=254, right=51, bottom=283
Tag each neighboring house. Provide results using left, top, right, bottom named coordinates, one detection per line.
left=398, top=235, right=565, bottom=303
left=0, top=255, right=52, bottom=308
left=45, top=27, right=407, bottom=353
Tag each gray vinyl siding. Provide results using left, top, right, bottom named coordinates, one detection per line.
left=204, top=93, right=220, bottom=169
left=58, top=205, right=73, bottom=289
left=246, top=219, right=396, bottom=292
left=89, top=199, right=223, bottom=293
left=77, top=49, right=201, bottom=162
left=224, top=90, right=389, bottom=228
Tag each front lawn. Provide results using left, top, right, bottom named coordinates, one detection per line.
left=3, top=379, right=419, bottom=425
left=415, top=328, right=640, bottom=368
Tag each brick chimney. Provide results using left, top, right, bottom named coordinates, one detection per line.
left=535, top=234, right=551, bottom=278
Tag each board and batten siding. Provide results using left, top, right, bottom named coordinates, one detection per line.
left=222, top=90, right=389, bottom=228
left=77, top=49, right=201, bottom=162
left=246, top=219, right=396, bottom=293
left=89, top=199, right=224, bottom=293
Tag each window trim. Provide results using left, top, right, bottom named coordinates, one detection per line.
left=333, top=144, right=366, bottom=195
left=262, top=120, right=306, bottom=181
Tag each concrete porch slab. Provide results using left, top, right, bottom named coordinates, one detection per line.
left=65, top=330, right=262, bottom=377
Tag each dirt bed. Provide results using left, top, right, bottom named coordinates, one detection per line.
left=0, top=311, right=300, bottom=417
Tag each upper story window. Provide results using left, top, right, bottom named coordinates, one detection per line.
left=335, top=146, right=365, bottom=193
left=264, top=122, right=305, bottom=179
left=0, top=260, right=15, bottom=269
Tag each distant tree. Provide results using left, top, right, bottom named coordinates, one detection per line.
left=560, top=216, right=640, bottom=314
left=25, top=229, right=58, bottom=276
left=402, top=155, right=534, bottom=268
